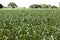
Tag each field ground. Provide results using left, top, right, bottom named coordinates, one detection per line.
left=0, top=9, right=60, bottom=40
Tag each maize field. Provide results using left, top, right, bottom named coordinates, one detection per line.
left=0, top=9, right=60, bottom=40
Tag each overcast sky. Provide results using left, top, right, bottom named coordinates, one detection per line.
left=0, top=0, right=59, bottom=8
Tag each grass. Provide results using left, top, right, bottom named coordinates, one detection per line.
left=0, top=8, right=60, bottom=40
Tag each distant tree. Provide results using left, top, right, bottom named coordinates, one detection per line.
left=29, top=4, right=58, bottom=9
left=0, top=4, right=3, bottom=8
left=48, top=5, right=52, bottom=8
left=29, top=4, right=41, bottom=8
left=51, top=6, right=58, bottom=8
left=40, top=4, right=49, bottom=8
left=8, top=2, right=17, bottom=8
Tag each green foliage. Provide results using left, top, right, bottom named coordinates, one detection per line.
left=0, top=9, right=60, bottom=40
left=8, top=2, right=17, bottom=8
left=0, top=4, right=3, bottom=8
left=40, top=4, right=49, bottom=8
left=29, top=4, right=41, bottom=8
left=29, top=4, right=58, bottom=8
left=51, top=6, right=58, bottom=8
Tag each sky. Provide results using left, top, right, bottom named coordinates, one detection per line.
left=0, top=0, right=59, bottom=8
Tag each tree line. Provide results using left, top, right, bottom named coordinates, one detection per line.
left=0, top=2, right=58, bottom=8
left=0, top=2, right=17, bottom=8
left=29, top=4, right=58, bottom=9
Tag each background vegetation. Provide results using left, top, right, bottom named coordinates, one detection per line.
left=29, top=4, right=58, bottom=8
left=0, top=2, right=59, bottom=9
left=8, top=2, right=17, bottom=8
